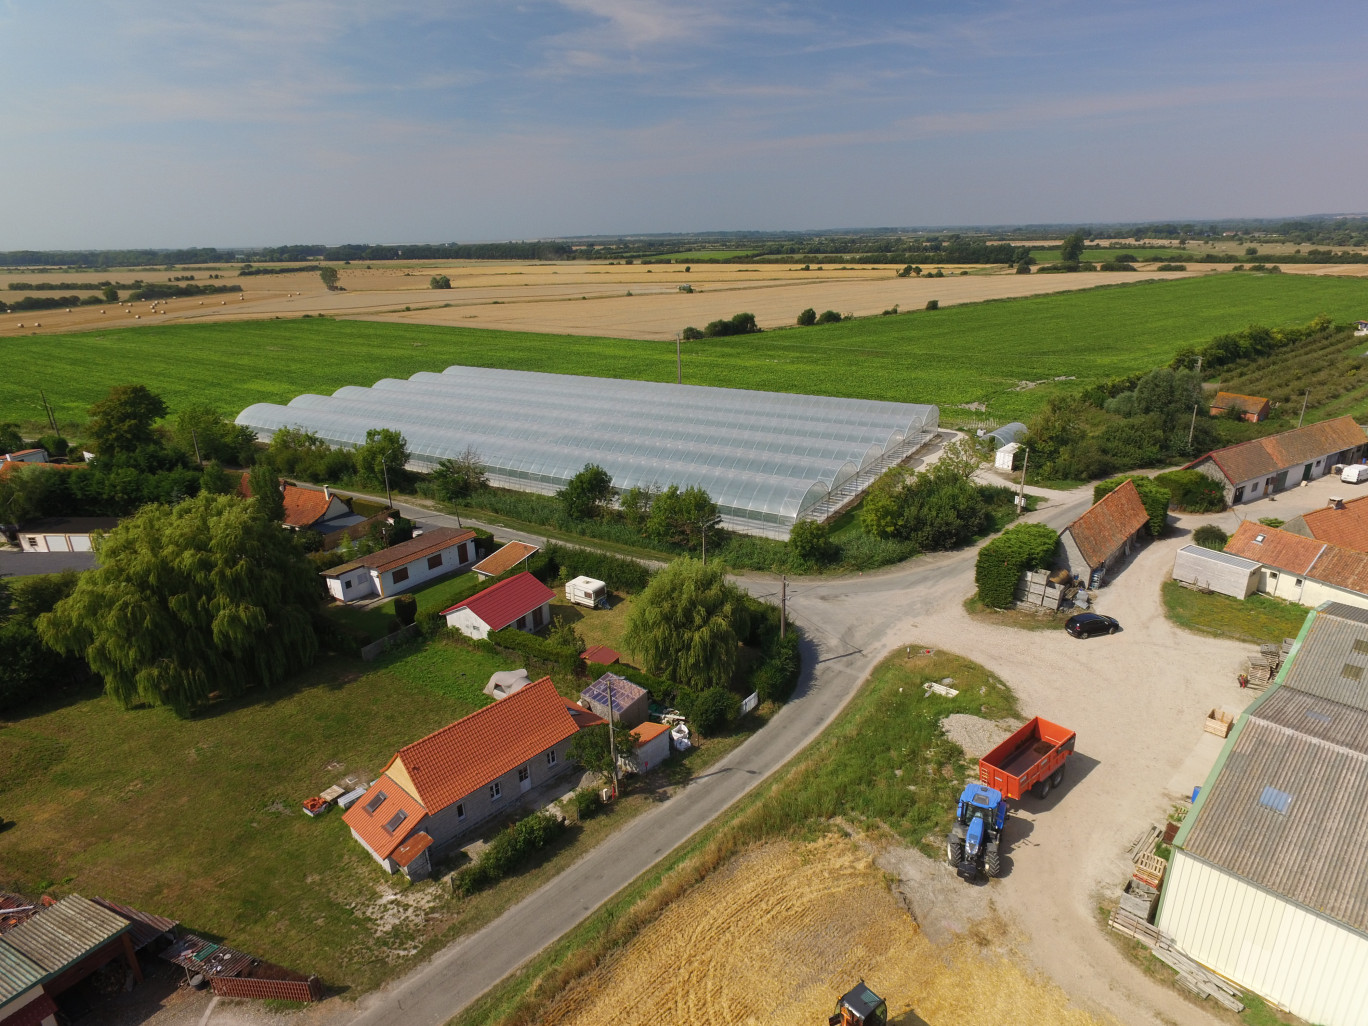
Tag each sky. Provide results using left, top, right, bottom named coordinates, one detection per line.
left=1, top=0, right=1366, bottom=248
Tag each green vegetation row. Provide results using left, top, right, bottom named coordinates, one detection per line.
left=5, top=273, right=1365, bottom=430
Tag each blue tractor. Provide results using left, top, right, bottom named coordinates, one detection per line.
left=946, top=783, right=1007, bottom=882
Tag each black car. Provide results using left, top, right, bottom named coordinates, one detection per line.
left=1065, top=612, right=1120, bottom=638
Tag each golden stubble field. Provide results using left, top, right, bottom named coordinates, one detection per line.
left=537, top=838, right=1112, bottom=1026
left=4, top=258, right=1364, bottom=343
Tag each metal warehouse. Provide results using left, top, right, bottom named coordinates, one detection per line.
left=1157, top=601, right=1368, bottom=1026
left=235, top=366, right=939, bottom=536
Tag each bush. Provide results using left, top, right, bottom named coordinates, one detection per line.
left=1097, top=261, right=1137, bottom=272
left=816, top=310, right=842, bottom=324
left=1153, top=469, right=1226, bottom=512
left=417, top=609, right=446, bottom=638
left=925, top=299, right=939, bottom=310
left=751, top=630, right=800, bottom=703
left=573, top=787, right=601, bottom=821
left=488, top=627, right=582, bottom=675
left=393, top=593, right=418, bottom=627
left=1156, top=263, right=1187, bottom=271
left=1093, top=476, right=1171, bottom=536
left=681, top=326, right=703, bottom=340
left=1015, top=261, right=1031, bottom=274
left=789, top=520, right=834, bottom=565
left=455, top=811, right=567, bottom=895
left=678, top=686, right=738, bottom=735
left=1192, top=525, right=1229, bottom=551
left=797, top=307, right=816, bottom=326
left=702, top=312, right=760, bottom=337
left=974, top=522, right=1059, bottom=608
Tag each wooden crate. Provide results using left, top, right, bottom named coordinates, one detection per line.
left=1134, top=851, right=1168, bottom=889
left=1205, top=709, right=1234, bottom=738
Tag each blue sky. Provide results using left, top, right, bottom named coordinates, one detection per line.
left=1, top=0, right=1365, bottom=247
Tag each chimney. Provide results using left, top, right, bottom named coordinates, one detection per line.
left=324, top=486, right=331, bottom=500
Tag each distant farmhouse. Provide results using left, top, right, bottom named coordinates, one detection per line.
left=1184, top=416, right=1367, bottom=505
left=1208, top=391, right=1271, bottom=423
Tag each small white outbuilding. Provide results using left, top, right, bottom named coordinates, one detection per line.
left=1171, top=544, right=1260, bottom=599
left=994, top=442, right=1021, bottom=472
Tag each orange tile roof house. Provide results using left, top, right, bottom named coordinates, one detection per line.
left=1284, top=495, right=1368, bottom=553
left=1184, top=416, right=1367, bottom=505
left=442, top=571, right=555, bottom=640
left=1225, top=521, right=1368, bottom=611
left=239, top=477, right=354, bottom=530
left=342, top=677, right=583, bottom=875
left=1057, top=478, right=1150, bottom=584
left=320, top=526, right=476, bottom=602
left=1208, top=392, right=1271, bottom=423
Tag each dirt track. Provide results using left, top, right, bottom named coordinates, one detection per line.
left=543, top=838, right=1112, bottom=1026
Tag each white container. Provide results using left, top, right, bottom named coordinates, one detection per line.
left=566, top=576, right=607, bottom=608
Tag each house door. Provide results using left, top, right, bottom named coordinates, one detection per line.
left=1303, top=463, right=1313, bottom=482
left=1274, top=471, right=1288, bottom=492
left=518, top=765, right=531, bottom=793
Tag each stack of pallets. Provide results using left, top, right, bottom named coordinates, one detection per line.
left=1107, top=910, right=1245, bottom=1011
left=1133, top=851, right=1168, bottom=890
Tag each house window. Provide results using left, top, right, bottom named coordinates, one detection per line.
left=393, top=566, right=410, bottom=584
left=456, top=803, right=465, bottom=820
left=518, top=766, right=530, bottom=783
left=516, top=615, right=527, bottom=630
left=344, top=579, right=353, bottom=590
left=382, top=809, right=408, bottom=834
left=1295, top=578, right=1304, bottom=588
left=546, top=749, right=557, bottom=766
left=427, top=553, right=443, bottom=570
left=364, top=790, right=388, bottom=814
left=26, top=537, right=37, bottom=548
left=532, top=605, right=545, bottom=629
left=1268, top=571, right=1279, bottom=583
left=489, top=781, right=502, bottom=800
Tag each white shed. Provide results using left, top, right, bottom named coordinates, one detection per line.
left=1171, top=545, right=1260, bottom=598
left=994, top=442, right=1021, bottom=472
left=630, top=721, right=672, bottom=774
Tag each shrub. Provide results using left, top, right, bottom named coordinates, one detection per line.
left=702, top=312, right=760, bottom=337
left=1015, top=261, right=1032, bottom=274
left=1153, top=469, right=1226, bottom=512
left=417, top=609, right=446, bottom=638
left=1192, top=525, right=1229, bottom=551
left=678, top=686, right=738, bottom=735
left=789, top=520, right=835, bottom=565
left=537, top=543, right=652, bottom=593
left=751, top=630, right=801, bottom=704
left=797, top=307, right=816, bottom=326
left=488, top=627, right=582, bottom=675
left=1097, top=261, right=1137, bottom=272
left=455, top=811, right=567, bottom=895
left=573, top=787, right=601, bottom=821
left=816, top=310, right=842, bottom=324
left=1156, top=263, right=1187, bottom=271
left=393, top=593, right=418, bottom=627
left=1093, top=476, right=1170, bottom=536
left=974, top=522, right=1059, bottom=608
left=925, top=299, right=939, bottom=310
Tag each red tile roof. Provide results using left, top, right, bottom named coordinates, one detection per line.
left=442, top=571, right=554, bottom=631
left=239, top=476, right=339, bottom=528
left=1286, top=495, right=1368, bottom=553
left=393, top=677, right=579, bottom=815
left=1063, top=478, right=1150, bottom=569
left=321, top=527, right=475, bottom=576
left=581, top=645, right=621, bottom=666
left=1307, top=544, right=1368, bottom=594
left=564, top=699, right=607, bottom=729
left=341, top=774, right=427, bottom=860
left=1188, top=416, right=1366, bottom=485
left=473, top=540, right=539, bottom=577
left=0, top=461, right=73, bottom=478
left=632, top=721, right=671, bottom=747
left=1210, top=392, right=1270, bottom=414
left=1225, top=521, right=1325, bottom=575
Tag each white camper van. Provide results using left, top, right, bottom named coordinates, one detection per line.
left=566, top=576, right=607, bottom=608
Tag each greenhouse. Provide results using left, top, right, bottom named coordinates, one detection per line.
left=235, top=366, right=939, bottom=537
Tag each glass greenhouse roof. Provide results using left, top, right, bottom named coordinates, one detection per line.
left=236, top=366, right=938, bottom=532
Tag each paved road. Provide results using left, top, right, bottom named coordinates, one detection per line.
left=341, top=483, right=1098, bottom=1026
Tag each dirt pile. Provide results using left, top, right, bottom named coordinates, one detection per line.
left=543, top=838, right=1112, bottom=1026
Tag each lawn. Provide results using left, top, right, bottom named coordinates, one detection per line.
left=7, top=273, right=1366, bottom=430
left=1160, top=579, right=1310, bottom=645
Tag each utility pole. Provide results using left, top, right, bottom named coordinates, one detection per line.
left=1299, top=389, right=1310, bottom=428
left=676, top=333, right=682, bottom=384
left=701, top=522, right=707, bottom=565
left=38, top=388, right=58, bottom=436
left=780, top=576, right=787, bottom=639
left=606, top=674, right=619, bottom=799
left=1017, top=448, right=1029, bottom=515
left=1187, top=403, right=1198, bottom=448
left=382, top=449, right=394, bottom=509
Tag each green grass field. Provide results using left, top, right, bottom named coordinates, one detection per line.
left=1029, top=247, right=1191, bottom=263
left=1161, top=579, right=1310, bottom=645
left=5, top=273, right=1365, bottom=429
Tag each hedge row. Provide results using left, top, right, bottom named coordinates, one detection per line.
left=974, top=523, right=1060, bottom=608
left=1152, top=469, right=1226, bottom=513
left=528, top=543, right=653, bottom=594
left=1093, top=476, right=1171, bottom=536
left=486, top=627, right=582, bottom=676
left=454, top=811, right=567, bottom=895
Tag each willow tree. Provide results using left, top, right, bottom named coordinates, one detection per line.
left=38, top=492, right=320, bottom=716
left=624, top=557, right=747, bottom=690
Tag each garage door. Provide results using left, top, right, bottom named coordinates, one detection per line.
left=44, top=535, right=70, bottom=552
left=69, top=535, right=92, bottom=551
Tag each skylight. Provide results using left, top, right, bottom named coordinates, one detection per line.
left=383, top=809, right=408, bottom=834
left=1254, top=534, right=1266, bottom=543
left=364, top=790, right=387, bottom=814
left=1259, top=786, right=1293, bottom=815
left=1306, top=709, right=1333, bottom=725
left=1343, top=663, right=1364, bottom=681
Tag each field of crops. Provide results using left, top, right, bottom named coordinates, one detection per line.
left=648, top=250, right=759, bottom=262
left=4, top=272, right=1365, bottom=428
left=1029, top=247, right=1190, bottom=262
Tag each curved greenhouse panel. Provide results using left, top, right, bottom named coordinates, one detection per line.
left=236, top=365, right=938, bottom=535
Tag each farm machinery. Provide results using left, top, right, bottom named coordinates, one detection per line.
left=828, top=981, right=888, bottom=1026
left=947, top=783, right=1007, bottom=881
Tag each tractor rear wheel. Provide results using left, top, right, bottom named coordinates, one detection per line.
left=947, top=838, right=964, bottom=866
left=985, top=845, right=1001, bottom=877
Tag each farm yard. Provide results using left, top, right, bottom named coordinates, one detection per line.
left=4, top=271, right=1367, bottom=429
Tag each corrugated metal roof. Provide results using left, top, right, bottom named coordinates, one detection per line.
left=1182, top=715, right=1368, bottom=932
left=90, top=898, right=178, bottom=951
left=1175, top=545, right=1261, bottom=571
left=1255, top=686, right=1368, bottom=751
left=0, top=895, right=129, bottom=973
left=1278, top=604, right=1368, bottom=711
left=0, top=941, right=45, bottom=1005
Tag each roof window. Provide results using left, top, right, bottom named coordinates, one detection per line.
left=364, top=790, right=387, bottom=814
left=1354, top=639, right=1368, bottom=655
left=1254, top=534, right=1266, bottom=543
left=1259, top=786, right=1293, bottom=815
left=383, top=809, right=408, bottom=834
left=1343, top=663, right=1364, bottom=681
left=1306, top=709, right=1332, bottom=725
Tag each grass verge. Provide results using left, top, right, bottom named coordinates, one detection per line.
left=963, top=594, right=1071, bottom=632
left=1160, top=579, right=1310, bottom=645
left=450, top=646, right=1018, bottom=1026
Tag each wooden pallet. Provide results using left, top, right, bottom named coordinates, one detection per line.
left=1134, top=851, right=1168, bottom=889
left=1128, top=824, right=1160, bottom=860
left=1108, top=909, right=1245, bottom=1012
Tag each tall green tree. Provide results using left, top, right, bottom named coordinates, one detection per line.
left=86, top=384, right=167, bottom=458
left=171, top=404, right=257, bottom=466
left=319, top=266, right=339, bottom=289
left=1060, top=231, right=1086, bottom=263
left=38, top=492, right=321, bottom=716
left=429, top=446, right=488, bottom=502
left=645, top=485, right=720, bottom=550
left=559, top=463, right=614, bottom=521
left=353, top=428, right=409, bottom=491
left=248, top=462, right=286, bottom=520
left=624, top=558, right=746, bottom=689
left=567, top=721, right=636, bottom=777
left=0, top=422, right=23, bottom=453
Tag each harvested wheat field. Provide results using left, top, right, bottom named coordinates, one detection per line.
left=541, top=838, right=1112, bottom=1026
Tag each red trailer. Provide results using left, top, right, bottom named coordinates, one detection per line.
left=979, top=716, right=1076, bottom=800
